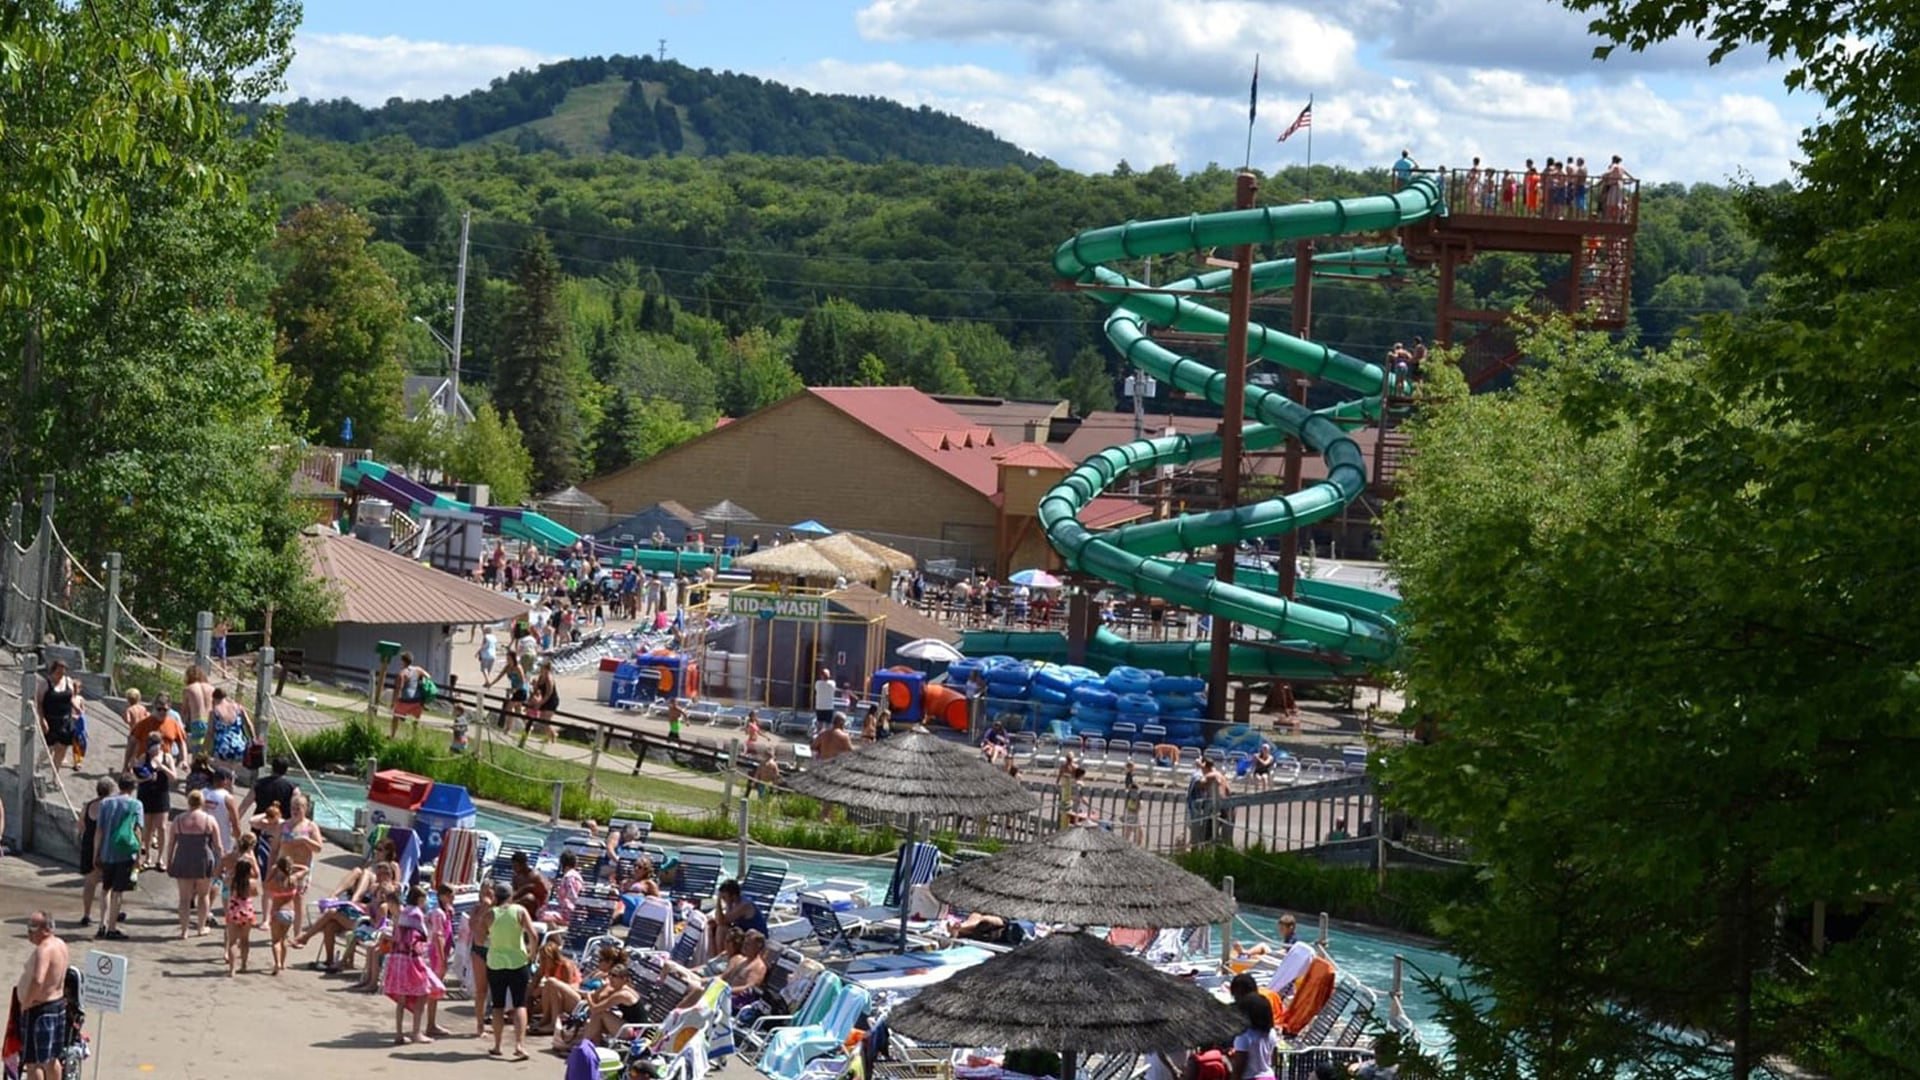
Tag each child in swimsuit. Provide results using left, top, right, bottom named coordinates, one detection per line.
left=265, top=856, right=307, bottom=975
left=226, top=851, right=259, bottom=976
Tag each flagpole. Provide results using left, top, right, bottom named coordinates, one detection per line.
left=1244, top=54, right=1259, bottom=171
left=1305, top=93, right=1314, bottom=192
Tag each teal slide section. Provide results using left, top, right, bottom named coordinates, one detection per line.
left=975, top=178, right=1443, bottom=679
left=339, top=459, right=731, bottom=573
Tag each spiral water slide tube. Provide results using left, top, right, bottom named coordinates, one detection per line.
left=965, top=177, right=1444, bottom=679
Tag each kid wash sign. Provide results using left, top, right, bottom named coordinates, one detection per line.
left=730, top=590, right=827, bottom=621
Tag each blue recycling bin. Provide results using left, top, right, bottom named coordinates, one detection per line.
left=413, top=782, right=477, bottom=862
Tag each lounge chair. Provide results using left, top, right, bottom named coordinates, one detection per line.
left=741, top=859, right=789, bottom=915
left=673, top=847, right=727, bottom=907
left=797, top=894, right=896, bottom=957
left=760, top=982, right=872, bottom=1080
left=740, top=969, right=843, bottom=1062
left=669, top=910, right=708, bottom=967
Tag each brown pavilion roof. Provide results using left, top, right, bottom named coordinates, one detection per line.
left=302, top=527, right=531, bottom=626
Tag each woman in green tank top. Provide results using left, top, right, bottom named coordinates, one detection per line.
left=483, top=883, right=536, bottom=1060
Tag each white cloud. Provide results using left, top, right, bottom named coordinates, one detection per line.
left=836, top=0, right=1809, bottom=182
left=284, top=32, right=560, bottom=103
left=856, top=0, right=1358, bottom=97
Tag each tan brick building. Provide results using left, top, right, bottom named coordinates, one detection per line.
left=578, top=387, right=1146, bottom=573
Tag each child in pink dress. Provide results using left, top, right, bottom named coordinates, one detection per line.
left=383, top=885, right=447, bottom=1044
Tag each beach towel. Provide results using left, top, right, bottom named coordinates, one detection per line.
left=1267, top=942, right=1315, bottom=994
left=1281, top=956, right=1336, bottom=1035
left=435, top=827, right=481, bottom=889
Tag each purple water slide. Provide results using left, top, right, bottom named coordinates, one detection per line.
left=365, top=464, right=439, bottom=508
left=355, top=474, right=432, bottom=512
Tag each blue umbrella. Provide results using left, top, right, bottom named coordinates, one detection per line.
left=1009, top=568, right=1064, bottom=589
left=790, top=519, right=832, bottom=535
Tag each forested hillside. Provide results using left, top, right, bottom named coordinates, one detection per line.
left=277, top=54, right=1041, bottom=168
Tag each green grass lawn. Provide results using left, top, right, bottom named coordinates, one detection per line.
left=295, top=703, right=726, bottom=815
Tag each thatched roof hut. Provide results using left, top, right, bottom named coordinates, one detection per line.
left=888, top=930, right=1246, bottom=1054
left=786, top=728, right=1034, bottom=818
left=929, top=823, right=1236, bottom=928
left=730, top=542, right=848, bottom=585
left=837, top=532, right=916, bottom=573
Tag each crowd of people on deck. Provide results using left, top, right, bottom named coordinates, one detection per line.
left=1392, top=148, right=1639, bottom=221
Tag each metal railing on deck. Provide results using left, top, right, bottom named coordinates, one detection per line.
left=1421, top=164, right=1640, bottom=227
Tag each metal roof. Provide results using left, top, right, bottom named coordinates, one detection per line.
left=302, top=528, right=532, bottom=626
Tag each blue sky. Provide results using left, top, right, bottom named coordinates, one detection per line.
left=288, top=0, right=1818, bottom=183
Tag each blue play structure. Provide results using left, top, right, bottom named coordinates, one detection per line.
left=946, top=657, right=1235, bottom=749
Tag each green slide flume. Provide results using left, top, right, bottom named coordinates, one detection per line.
left=994, top=177, right=1443, bottom=679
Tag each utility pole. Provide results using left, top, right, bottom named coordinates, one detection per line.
left=658, top=38, right=668, bottom=62
left=1129, top=257, right=1153, bottom=497
left=450, top=209, right=471, bottom=425
left=1207, top=172, right=1259, bottom=724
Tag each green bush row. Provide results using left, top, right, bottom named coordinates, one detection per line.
left=1175, top=845, right=1482, bottom=938
left=276, top=717, right=921, bottom=857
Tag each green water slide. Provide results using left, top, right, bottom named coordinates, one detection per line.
left=998, top=177, right=1443, bottom=678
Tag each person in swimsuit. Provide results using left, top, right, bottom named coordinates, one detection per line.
left=467, top=888, right=495, bottom=1039
left=273, top=793, right=324, bottom=938
left=16, top=910, right=69, bottom=1080
left=167, top=789, right=222, bottom=938
left=182, top=663, right=214, bottom=758
left=225, top=849, right=259, bottom=975
left=207, top=687, right=251, bottom=766
left=134, top=733, right=177, bottom=870
left=382, top=885, right=447, bottom=1045
left=1252, top=743, right=1277, bottom=793
left=490, top=650, right=529, bottom=731
left=76, top=777, right=113, bottom=928
left=264, top=855, right=307, bottom=974
left=34, top=659, right=82, bottom=776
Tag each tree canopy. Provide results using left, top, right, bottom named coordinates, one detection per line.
left=1385, top=2, right=1920, bottom=1076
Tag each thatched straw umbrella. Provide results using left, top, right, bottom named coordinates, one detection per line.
left=787, top=727, right=1035, bottom=950
left=929, top=822, right=1236, bottom=929
left=888, top=930, right=1245, bottom=1076
left=699, top=499, right=758, bottom=525
left=835, top=531, right=916, bottom=573
left=731, top=542, right=847, bottom=585
left=808, top=533, right=892, bottom=585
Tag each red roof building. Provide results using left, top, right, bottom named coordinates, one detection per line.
left=581, top=387, right=1153, bottom=575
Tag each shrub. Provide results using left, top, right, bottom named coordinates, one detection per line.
left=1175, top=845, right=1482, bottom=938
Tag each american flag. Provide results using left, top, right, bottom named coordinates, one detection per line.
left=1278, top=103, right=1312, bottom=142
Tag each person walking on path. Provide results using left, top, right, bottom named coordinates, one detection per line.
left=382, top=884, right=447, bottom=1045
left=133, top=733, right=176, bottom=871
left=93, top=774, right=143, bottom=940
left=389, top=652, right=429, bottom=738
left=75, top=777, right=113, bottom=928
left=182, top=663, right=214, bottom=759
left=263, top=854, right=307, bottom=974
left=14, top=910, right=70, bottom=1080
left=485, top=882, right=537, bottom=1062
left=34, top=659, right=82, bottom=777
left=206, top=687, right=252, bottom=769
left=224, top=849, right=259, bottom=975
left=166, top=790, right=221, bottom=938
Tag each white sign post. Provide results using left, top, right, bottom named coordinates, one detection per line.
left=81, top=951, right=126, bottom=1080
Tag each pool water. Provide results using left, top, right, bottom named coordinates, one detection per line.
left=300, top=773, right=1464, bottom=1048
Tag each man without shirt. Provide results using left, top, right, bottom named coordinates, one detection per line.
left=17, top=910, right=71, bottom=1080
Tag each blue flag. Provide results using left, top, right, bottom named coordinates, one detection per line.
left=1249, top=55, right=1259, bottom=124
